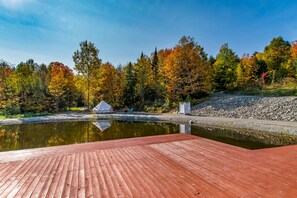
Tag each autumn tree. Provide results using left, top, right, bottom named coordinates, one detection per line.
left=157, top=48, right=172, bottom=101
left=0, top=62, right=18, bottom=113
left=162, top=48, right=179, bottom=104
left=16, top=59, right=45, bottom=112
left=0, top=62, right=9, bottom=109
left=291, top=41, right=297, bottom=61
left=48, top=62, right=77, bottom=111
left=263, top=36, right=291, bottom=83
left=213, top=43, right=239, bottom=91
left=162, top=36, right=210, bottom=105
left=288, top=41, right=297, bottom=78
left=91, top=62, right=123, bottom=108
left=74, top=74, right=86, bottom=107
left=236, top=54, right=258, bottom=87
left=253, top=52, right=268, bottom=79
left=175, top=36, right=210, bottom=98
left=73, top=40, right=102, bottom=110
left=93, top=62, right=113, bottom=104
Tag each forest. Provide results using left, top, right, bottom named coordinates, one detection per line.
left=0, top=36, right=296, bottom=115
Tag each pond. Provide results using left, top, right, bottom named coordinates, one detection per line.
left=0, top=120, right=296, bottom=152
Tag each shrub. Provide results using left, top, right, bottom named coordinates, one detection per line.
left=3, top=105, right=21, bottom=115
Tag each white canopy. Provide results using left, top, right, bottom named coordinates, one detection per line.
left=92, top=100, right=113, bottom=113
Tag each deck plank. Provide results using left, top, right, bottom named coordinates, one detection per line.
left=13, top=157, right=51, bottom=197
left=3, top=158, right=43, bottom=198
left=38, top=156, right=63, bottom=198
left=52, top=155, right=71, bottom=198
left=1, top=134, right=297, bottom=197
left=28, top=156, right=59, bottom=197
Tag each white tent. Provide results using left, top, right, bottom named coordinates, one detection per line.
left=93, top=120, right=112, bottom=132
left=92, top=100, right=113, bottom=113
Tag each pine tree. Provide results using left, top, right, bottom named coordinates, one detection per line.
left=134, top=52, right=151, bottom=109
left=151, top=47, right=158, bottom=80
left=123, top=62, right=137, bottom=109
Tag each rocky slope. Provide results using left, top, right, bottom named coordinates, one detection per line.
left=192, top=93, right=297, bottom=122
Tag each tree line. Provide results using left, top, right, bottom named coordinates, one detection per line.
left=0, top=36, right=296, bottom=114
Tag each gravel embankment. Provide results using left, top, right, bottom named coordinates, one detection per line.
left=192, top=93, right=297, bottom=122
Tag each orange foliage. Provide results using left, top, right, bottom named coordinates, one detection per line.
left=291, top=41, right=297, bottom=60
left=161, top=47, right=180, bottom=102
left=238, top=54, right=257, bottom=85
left=93, top=62, right=123, bottom=107
left=96, top=62, right=116, bottom=100
left=48, top=62, right=75, bottom=100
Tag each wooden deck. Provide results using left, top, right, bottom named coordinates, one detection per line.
left=1, top=134, right=297, bottom=197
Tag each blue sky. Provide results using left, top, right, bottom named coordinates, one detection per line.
left=0, top=0, right=297, bottom=68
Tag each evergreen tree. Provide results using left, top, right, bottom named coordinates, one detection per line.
left=151, top=47, right=163, bottom=102
left=134, top=52, right=151, bottom=109
left=123, top=62, right=137, bottom=109
left=151, top=47, right=159, bottom=79
left=208, top=55, right=216, bottom=66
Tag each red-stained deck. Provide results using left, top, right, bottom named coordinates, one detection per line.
left=1, top=133, right=297, bottom=197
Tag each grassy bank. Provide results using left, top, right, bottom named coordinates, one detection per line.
left=239, top=79, right=297, bottom=96
left=0, top=107, right=89, bottom=120
left=0, top=112, right=51, bottom=120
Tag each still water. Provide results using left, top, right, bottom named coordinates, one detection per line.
left=0, top=120, right=296, bottom=152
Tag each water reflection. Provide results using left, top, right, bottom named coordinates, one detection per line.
left=1, top=121, right=297, bottom=152
left=0, top=121, right=179, bottom=152
left=191, top=126, right=297, bottom=150
left=93, top=120, right=112, bottom=132
left=179, top=124, right=191, bottom=134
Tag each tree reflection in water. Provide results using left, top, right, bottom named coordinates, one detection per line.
left=0, top=121, right=179, bottom=152
left=1, top=121, right=296, bottom=152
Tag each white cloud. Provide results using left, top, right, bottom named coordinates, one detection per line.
left=0, top=0, right=35, bottom=10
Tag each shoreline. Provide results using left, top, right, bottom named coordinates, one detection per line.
left=0, top=112, right=296, bottom=135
